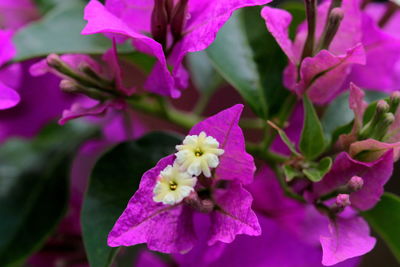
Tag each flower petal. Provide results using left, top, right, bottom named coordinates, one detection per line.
left=320, top=216, right=376, bottom=266
left=107, top=155, right=197, bottom=253
left=189, top=104, right=255, bottom=184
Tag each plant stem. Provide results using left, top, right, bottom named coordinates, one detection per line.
left=264, top=94, right=298, bottom=149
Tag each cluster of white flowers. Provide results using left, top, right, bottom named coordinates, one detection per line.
left=153, top=131, right=225, bottom=205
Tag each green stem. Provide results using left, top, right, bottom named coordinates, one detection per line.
left=127, top=97, right=198, bottom=130
left=271, top=164, right=307, bottom=203
left=264, top=94, right=298, bottom=148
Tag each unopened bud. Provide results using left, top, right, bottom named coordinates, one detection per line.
left=389, top=91, right=400, bottom=114
left=376, top=100, right=390, bottom=114
left=171, top=0, right=189, bottom=42
left=383, top=112, right=395, bottom=124
left=165, top=0, right=174, bottom=22
left=46, top=54, right=63, bottom=69
left=60, top=79, right=80, bottom=93
left=348, top=176, right=364, bottom=192
left=360, top=100, right=391, bottom=140
left=151, top=0, right=168, bottom=48
left=319, top=8, right=344, bottom=50
left=336, top=193, right=351, bottom=208
left=301, top=0, right=317, bottom=60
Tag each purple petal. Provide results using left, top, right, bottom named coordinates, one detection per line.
left=105, top=0, right=153, bottom=34
left=189, top=104, right=255, bottom=184
left=320, top=216, right=376, bottom=266
left=349, top=139, right=400, bottom=162
left=0, top=60, right=74, bottom=142
left=82, top=0, right=178, bottom=98
left=208, top=182, right=261, bottom=245
left=261, top=6, right=296, bottom=63
left=177, top=214, right=360, bottom=267
left=313, top=150, right=394, bottom=211
left=349, top=12, right=400, bottom=92
left=102, top=39, right=135, bottom=96
left=0, top=80, right=20, bottom=109
left=0, top=0, right=38, bottom=30
left=107, top=155, right=197, bottom=253
left=135, top=250, right=168, bottom=267
left=0, top=29, right=16, bottom=66
left=298, top=44, right=366, bottom=104
left=58, top=99, right=109, bottom=125
left=348, top=83, right=367, bottom=130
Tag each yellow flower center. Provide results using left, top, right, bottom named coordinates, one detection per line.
left=169, top=181, right=178, bottom=191
left=194, top=148, right=203, bottom=157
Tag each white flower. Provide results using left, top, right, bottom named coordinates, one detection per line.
left=153, top=163, right=197, bottom=205
left=175, top=131, right=224, bottom=177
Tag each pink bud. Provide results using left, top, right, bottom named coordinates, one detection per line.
left=336, top=194, right=351, bottom=208
left=46, top=53, right=62, bottom=68
left=348, top=176, right=364, bottom=192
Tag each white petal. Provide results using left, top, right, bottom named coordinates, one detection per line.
left=206, top=154, right=220, bottom=168
left=187, top=160, right=202, bottom=176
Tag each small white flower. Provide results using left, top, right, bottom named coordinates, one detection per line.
left=175, top=131, right=224, bottom=177
left=153, top=163, right=197, bottom=205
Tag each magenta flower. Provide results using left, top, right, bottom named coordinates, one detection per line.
left=348, top=2, right=400, bottom=92
left=251, top=166, right=376, bottom=266
left=82, top=0, right=271, bottom=98
left=0, top=29, right=20, bottom=110
left=30, top=42, right=135, bottom=125
left=107, top=104, right=260, bottom=253
left=0, top=0, right=39, bottom=30
left=262, top=0, right=366, bottom=104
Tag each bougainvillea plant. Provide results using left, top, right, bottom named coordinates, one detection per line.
left=1, top=0, right=400, bottom=266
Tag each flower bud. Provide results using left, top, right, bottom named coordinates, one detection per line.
left=301, top=0, right=317, bottom=60
left=389, top=91, right=400, bottom=114
left=151, top=0, right=168, bottom=48
left=46, top=54, right=63, bottom=69
left=165, top=0, right=174, bottom=22
left=376, top=99, right=390, bottom=114
left=319, top=8, right=344, bottom=50
left=359, top=100, right=391, bottom=140
left=171, top=0, right=189, bottom=42
left=60, top=79, right=80, bottom=93
left=347, top=176, right=364, bottom=192
left=336, top=193, right=351, bottom=208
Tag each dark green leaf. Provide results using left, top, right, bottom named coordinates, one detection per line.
left=302, top=157, right=332, bottom=182
left=206, top=11, right=268, bottom=119
left=363, top=193, right=400, bottom=263
left=187, top=51, right=223, bottom=95
left=81, top=132, right=182, bottom=267
left=13, top=2, right=133, bottom=62
left=0, top=122, right=93, bottom=266
left=300, top=96, right=326, bottom=159
left=241, top=3, right=305, bottom=116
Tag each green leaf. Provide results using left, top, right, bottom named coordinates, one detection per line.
left=268, top=121, right=301, bottom=156
left=241, top=3, right=305, bottom=116
left=187, top=51, right=223, bottom=95
left=363, top=193, right=400, bottom=263
left=302, top=157, right=332, bottom=182
left=300, top=96, right=326, bottom=159
left=206, top=11, right=268, bottom=119
left=283, top=165, right=302, bottom=182
left=0, top=122, right=94, bottom=266
left=81, top=132, right=182, bottom=267
left=13, top=2, right=133, bottom=62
